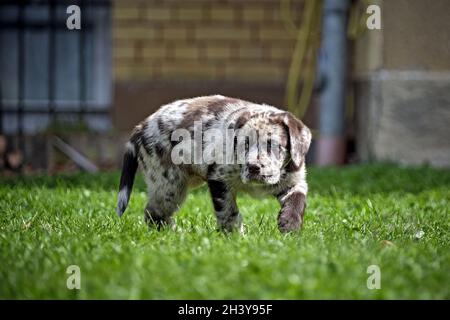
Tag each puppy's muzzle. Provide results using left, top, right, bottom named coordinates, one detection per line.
left=244, top=164, right=278, bottom=184
left=248, top=164, right=261, bottom=176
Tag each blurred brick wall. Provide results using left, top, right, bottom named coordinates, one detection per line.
left=112, top=0, right=303, bottom=84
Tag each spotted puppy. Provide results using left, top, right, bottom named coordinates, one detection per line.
left=116, top=95, right=312, bottom=233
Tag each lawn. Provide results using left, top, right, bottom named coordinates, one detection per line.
left=0, top=164, right=449, bottom=299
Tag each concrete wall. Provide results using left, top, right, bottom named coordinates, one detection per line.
left=354, top=0, right=450, bottom=167
left=383, top=0, right=450, bottom=71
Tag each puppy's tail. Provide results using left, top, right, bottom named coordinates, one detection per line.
left=116, top=140, right=139, bottom=217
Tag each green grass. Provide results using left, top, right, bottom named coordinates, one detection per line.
left=0, top=164, right=449, bottom=299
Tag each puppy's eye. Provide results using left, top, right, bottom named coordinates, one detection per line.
left=266, top=139, right=272, bottom=153
left=269, top=140, right=283, bottom=159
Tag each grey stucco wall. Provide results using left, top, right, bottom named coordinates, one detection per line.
left=356, top=71, right=450, bottom=167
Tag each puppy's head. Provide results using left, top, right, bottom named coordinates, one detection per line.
left=235, top=111, right=311, bottom=185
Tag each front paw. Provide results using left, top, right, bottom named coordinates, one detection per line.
left=277, top=191, right=306, bottom=233
left=278, top=211, right=302, bottom=233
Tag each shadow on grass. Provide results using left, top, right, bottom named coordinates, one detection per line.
left=1, top=163, right=449, bottom=196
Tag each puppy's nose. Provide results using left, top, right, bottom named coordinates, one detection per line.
left=248, top=164, right=260, bottom=175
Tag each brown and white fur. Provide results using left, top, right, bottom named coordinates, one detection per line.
left=116, top=95, right=311, bottom=233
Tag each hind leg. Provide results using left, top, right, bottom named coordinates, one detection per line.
left=143, top=164, right=187, bottom=229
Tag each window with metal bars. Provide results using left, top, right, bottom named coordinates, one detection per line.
left=0, top=0, right=112, bottom=138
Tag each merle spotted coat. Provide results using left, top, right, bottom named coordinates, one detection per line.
left=117, top=95, right=311, bottom=233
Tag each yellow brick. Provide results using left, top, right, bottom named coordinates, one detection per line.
left=177, top=7, right=205, bottom=20
left=196, top=27, right=251, bottom=40
left=142, top=46, right=167, bottom=59
left=160, top=63, right=217, bottom=79
left=205, top=45, right=232, bottom=59
left=268, top=4, right=302, bottom=24
left=210, top=7, right=236, bottom=21
left=114, top=27, right=156, bottom=40
left=266, top=7, right=283, bottom=22
left=114, top=65, right=155, bottom=81
left=146, top=7, right=172, bottom=21
left=225, top=64, right=285, bottom=82
left=238, top=46, right=265, bottom=59
left=163, top=27, right=188, bottom=40
left=270, top=46, right=293, bottom=60
left=242, top=7, right=266, bottom=21
left=259, top=27, right=294, bottom=40
left=173, top=46, right=200, bottom=59
left=114, top=46, right=135, bottom=59
left=114, top=7, right=140, bottom=21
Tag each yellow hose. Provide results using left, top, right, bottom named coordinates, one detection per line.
left=282, top=0, right=369, bottom=121
left=282, top=0, right=323, bottom=119
left=348, top=0, right=372, bottom=39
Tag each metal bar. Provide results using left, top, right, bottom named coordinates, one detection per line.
left=52, top=136, right=98, bottom=173
left=48, top=0, right=56, bottom=122
left=78, top=0, right=86, bottom=122
left=0, top=22, right=94, bottom=31
left=17, top=1, right=25, bottom=151
left=0, top=107, right=110, bottom=115
left=0, top=82, right=3, bottom=134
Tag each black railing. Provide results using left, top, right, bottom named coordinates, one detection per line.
left=0, top=0, right=111, bottom=153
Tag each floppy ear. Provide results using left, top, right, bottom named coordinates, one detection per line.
left=234, top=111, right=251, bottom=130
left=283, top=112, right=312, bottom=169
